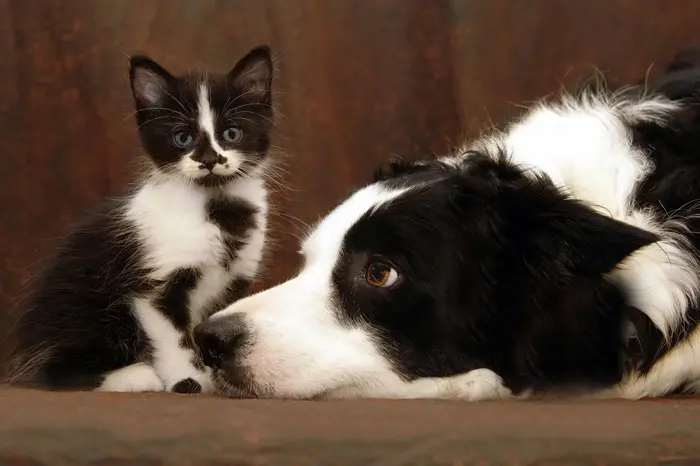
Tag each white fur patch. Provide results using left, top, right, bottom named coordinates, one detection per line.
left=97, top=362, right=165, bottom=393
left=127, top=177, right=223, bottom=279
left=610, top=212, right=700, bottom=339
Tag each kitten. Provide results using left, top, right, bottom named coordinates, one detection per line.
left=6, top=45, right=275, bottom=393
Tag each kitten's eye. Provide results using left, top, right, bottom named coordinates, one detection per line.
left=173, top=131, right=195, bottom=149
left=222, top=127, right=243, bottom=144
left=365, top=261, right=399, bottom=288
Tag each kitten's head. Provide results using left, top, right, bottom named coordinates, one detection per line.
left=129, top=46, right=274, bottom=187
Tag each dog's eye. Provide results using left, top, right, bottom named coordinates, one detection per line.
left=366, top=261, right=399, bottom=288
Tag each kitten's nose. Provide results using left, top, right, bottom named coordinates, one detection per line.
left=199, top=150, right=218, bottom=171
left=193, top=315, right=248, bottom=369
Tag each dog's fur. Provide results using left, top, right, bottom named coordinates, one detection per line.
left=190, top=49, right=700, bottom=400
left=191, top=48, right=700, bottom=400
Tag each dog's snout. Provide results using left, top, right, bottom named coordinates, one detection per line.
left=193, top=315, right=247, bottom=369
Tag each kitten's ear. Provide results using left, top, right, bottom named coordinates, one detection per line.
left=228, top=45, right=273, bottom=102
left=130, top=55, right=174, bottom=108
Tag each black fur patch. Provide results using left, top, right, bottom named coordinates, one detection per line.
left=206, top=198, right=258, bottom=236
left=219, top=279, right=253, bottom=307
left=154, top=268, right=202, bottom=331
left=8, top=201, right=153, bottom=390
left=206, top=198, right=258, bottom=266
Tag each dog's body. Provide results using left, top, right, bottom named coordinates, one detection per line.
left=192, top=49, right=700, bottom=400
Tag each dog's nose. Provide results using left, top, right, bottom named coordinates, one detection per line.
left=193, top=315, right=247, bottom=369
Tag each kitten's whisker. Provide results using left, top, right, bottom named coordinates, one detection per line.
left=223, top=88, right=269, bottom=113
left=161, top=87, right=193, bottom=114
left=231, top=116, right=257, bottom=127
left=123, top=107, right=190, bottom=122
left=234, top=111, right=278, bottom=127
left=137, top=115, right=189, bottom=129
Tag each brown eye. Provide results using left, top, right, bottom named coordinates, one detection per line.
left=365, top=261, right=399, bottom=288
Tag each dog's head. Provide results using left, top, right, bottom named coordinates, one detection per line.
left=194, top=151, right=657, bottom=399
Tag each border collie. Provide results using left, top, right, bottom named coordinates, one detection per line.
left=193, top=48, right=700, bottom=400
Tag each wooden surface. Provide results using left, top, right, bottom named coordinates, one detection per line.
left=2, top=0, right=700, bottom=373
left=2, top=387, right=700, bottom=464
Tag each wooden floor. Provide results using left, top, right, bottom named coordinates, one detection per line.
left=1, top=386, right=700, bottom=464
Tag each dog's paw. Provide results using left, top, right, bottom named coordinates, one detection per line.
left=445, top=368, right=511, bottom=401
left=96, top=363, right=165, bottom=392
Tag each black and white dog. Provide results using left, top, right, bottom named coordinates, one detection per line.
left=193, top=49, right=700, bottom=400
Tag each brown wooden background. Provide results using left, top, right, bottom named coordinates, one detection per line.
left=1, top=0, right=699, bottom=372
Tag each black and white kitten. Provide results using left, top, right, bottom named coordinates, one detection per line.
left=7, top=45, right=275, bottom=393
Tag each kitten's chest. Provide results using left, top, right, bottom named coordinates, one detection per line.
left=126, top=180, right=258, bottom=281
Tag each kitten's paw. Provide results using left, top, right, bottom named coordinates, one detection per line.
left=172, top=377, right=202, bottom=393
left=446, top=368, right=511, bottom=401
left=96, top=363, right=165, bottom=392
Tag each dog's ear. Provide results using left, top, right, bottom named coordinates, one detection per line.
left=536, top=202, right=659, bottom=274
left=666, top=47, right=700, bottom=72
left=455, top=155, right=658, bottom=274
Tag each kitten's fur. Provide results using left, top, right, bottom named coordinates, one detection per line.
left=6, top=46, right=275, bottom=393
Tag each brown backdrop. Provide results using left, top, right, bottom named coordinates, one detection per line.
left=2, top=0, right=699, bottom=372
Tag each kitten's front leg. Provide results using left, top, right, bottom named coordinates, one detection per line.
left=132, top=296, right=214, bottom=393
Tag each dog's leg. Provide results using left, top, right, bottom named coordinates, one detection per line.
left=398, top=368, right=512, bottom=401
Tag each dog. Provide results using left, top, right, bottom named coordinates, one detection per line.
left=193, top=48, right=700, bottom=400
